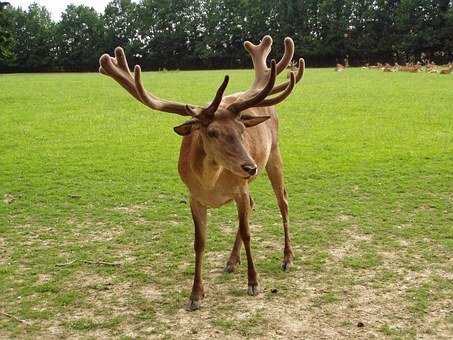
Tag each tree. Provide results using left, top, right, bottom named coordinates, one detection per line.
left=0, top=2, right=15, bottom=70
left=9, top=4, right=55, bottom=71
left=136, top=0, right=205, bottom=69
left=103, top=0, right=141, bottom=59
left=55, top=5, right=103, bottom=71
left=1, top=0, right=453, bottom=71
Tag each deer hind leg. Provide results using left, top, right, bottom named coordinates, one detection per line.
left=266, top=147, right=294, bottom=271
left=224, top=195, right=254, bottom=273
left=186, top=197, right=207, bottom=311
left=235, top=191, right=260, bottom=295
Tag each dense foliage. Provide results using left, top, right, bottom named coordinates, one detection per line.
left=1, top=0, right=452, bottom=72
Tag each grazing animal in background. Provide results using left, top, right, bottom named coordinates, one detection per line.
left=368, top=62, right=382, bottom=69
left=382, top=63, right=392, bottom=72
left=399, top=62, right=421, bottom=73
left=426, top=62, right=439, bottom=73
left=287, top=60, right=298, bottom=78
left=335, top=63, right=345, bottom=72
left=425, top=61, right=437, bottom=71
left=440, top=63, right=453, bottom=75
left=99, top=36, right=304, bottom=310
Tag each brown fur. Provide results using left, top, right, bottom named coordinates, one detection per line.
left=99, top=36, right=304, bottom=311
left=440, top=63, right=453, bottom=74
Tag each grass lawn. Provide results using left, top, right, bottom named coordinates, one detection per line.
left=0, top=67, right=452, bottom=338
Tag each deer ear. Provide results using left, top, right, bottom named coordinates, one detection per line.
left=240, top=115, right=271, bottom=128
left=173, top=120, right=198, bottom=136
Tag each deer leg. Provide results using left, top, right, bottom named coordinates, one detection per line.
left=186, top=197, right=207, bottom=311
left=235, top=191, right=260, bottom=296
left=266, top=147, right=294, bottom=271
left=224, top=229, right=242, bottom=273
left=224, top=195, right=255, bottom=273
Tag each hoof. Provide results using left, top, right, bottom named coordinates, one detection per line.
left=281, top=259, right=292, bottom=271
left=224, top=258, right=240, bottom=273
left=282, top=253, right=294, bottom=271
left=247, top=283, right=261, bottom=296
left=186, top=299, right=201, bottom=311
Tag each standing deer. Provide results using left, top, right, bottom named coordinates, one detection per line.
left=440, top=63, right=453, bottom=75
left=99, top=36, right=304, bottom=310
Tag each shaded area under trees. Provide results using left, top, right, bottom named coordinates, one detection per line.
left=0, top=0, right=452, bottom=72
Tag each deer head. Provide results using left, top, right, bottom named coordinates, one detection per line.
left=99, top=36, right=304, bottom=178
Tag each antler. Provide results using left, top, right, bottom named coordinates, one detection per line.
left=185, top=75, right=230, bottom=120
left=228, top=60, right=277, bottom=113
left=269, top=58, right=305, bottom=95
left=100, top=47, right=214, bottom=117
left=227, top=36, right=304, bottom=113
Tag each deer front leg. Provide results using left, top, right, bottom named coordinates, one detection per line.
left=187, top=197, right=207, bottom=311
left=235, top=191, right=260, bottom=296
left=266, top=147, right=294, bottom=271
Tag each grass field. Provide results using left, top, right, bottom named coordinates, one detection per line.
left=1, top=68, right=452, bottom=339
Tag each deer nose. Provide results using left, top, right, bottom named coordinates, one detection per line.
left=242, top=164, right=257, bottom=176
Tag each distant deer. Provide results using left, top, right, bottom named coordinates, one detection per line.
left=383, top=63, right=392, bottom=72
left=425, top=61, right=436, bottom=69
left=368, top=62, right=382, bottom=69
left=335, top=63, right=345, bottom=72
left=287, top=60, right=298, bottom=78
left=440, top=63, right=453, bottom=75
left=99, top=36, right=304, bottom=310
left=398, top=62, right=421, bottom=73
left=344, top=57, right=349, bottom=68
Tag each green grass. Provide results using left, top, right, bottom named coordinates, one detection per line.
left=0, top=68, right=452, bottom=338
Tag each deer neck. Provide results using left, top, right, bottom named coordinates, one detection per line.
left=190, top=134, right=223, bottom=189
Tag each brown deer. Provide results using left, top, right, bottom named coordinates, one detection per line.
left=368, top=62, right=383, bottom=69
left=398, top=62, right=422, bottom=73
left=99, top=36, right=304, bottom=311
left=335, top=63, right=345, bottom=72
left=383, top=63, right=392, bottom=72
left=440, top=63, right=453, bottom=75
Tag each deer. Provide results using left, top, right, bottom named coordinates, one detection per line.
left=99, top=35, right=304, bottom=311
left=335, top=63, right=345, bottom=72
left=440, top=63, right=453, bottom=75
left=398, top=62, right=421, bottom=73
left=383, top=63, right=392, bottom=72
left=367, top=62, right=383, bottom=69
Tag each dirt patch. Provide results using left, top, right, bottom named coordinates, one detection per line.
left=336, top=214, right=354, bottom=222
left=328, top=227, right=372, bottom=261
left=111, top=203, right=148, bottom=214
left=0, top=237, right=9, bottom=265
left=141, top=285, right=161, bottom=300
left=3, top=193, right=16, bottom=204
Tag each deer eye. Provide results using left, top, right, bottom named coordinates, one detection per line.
left=207, top=129, right=219, bottom=138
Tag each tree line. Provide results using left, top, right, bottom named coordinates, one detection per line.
left=1, top=0, right=452, bottom=72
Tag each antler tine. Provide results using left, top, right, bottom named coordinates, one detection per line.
left=275, top=37, right=295, bottom=75
left=133, top=65, right=191, bottom=116
left=183, top=75, right=230, bottom=119
left=203, top=75, right=230, bottom=115
left=256, top=72, right=295, bottom=107
left=114, top=47, right=131, bottom=74
left=228, top=60, right=277, bottom=114
left=100, top=47, right=197, bottom=117
left=269, top=58, right=305, bottom=96
left=244, top=35, right=273, bottom=87
left=99, top=48, right=142, bottom=102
